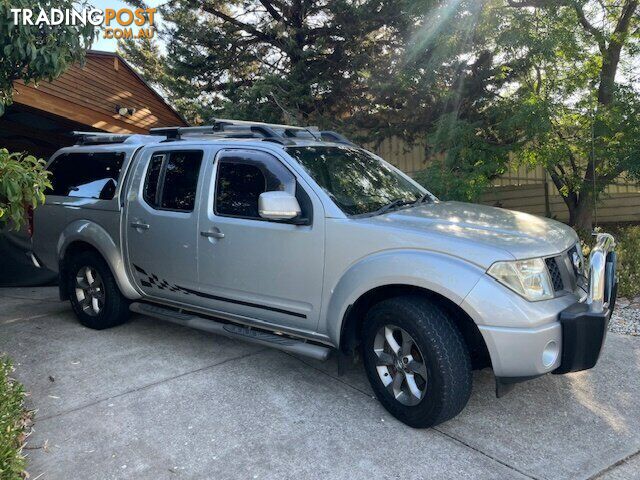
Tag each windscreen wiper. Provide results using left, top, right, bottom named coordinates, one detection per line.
left=371, top=198, right=415, bottom=216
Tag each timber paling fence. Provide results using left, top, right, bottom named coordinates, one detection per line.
left=368, top=136, right=640, bottom=224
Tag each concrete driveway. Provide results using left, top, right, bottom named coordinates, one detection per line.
left=1, top=287, right=639, bottom=480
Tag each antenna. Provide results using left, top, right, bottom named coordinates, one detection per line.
left=591, top=110, right=597, bottom=231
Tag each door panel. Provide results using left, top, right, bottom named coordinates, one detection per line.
left=195, top=149, right=325, bottom=331
left=125, top=149, right=205, bottom=301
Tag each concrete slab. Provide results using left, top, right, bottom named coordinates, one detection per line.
left=0, top=306, right=262, bottom=419
left=597, top=451, right=640, bottom=479
left=0, top=286, right=60, bottom=302
left=25, top=350, right=527, bottom=480
left=2, top=289, right=639, bottom=480
left=436, top=336, right=640, bottom=480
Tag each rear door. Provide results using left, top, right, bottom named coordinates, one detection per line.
left=125, top=147, right=206, bottom=301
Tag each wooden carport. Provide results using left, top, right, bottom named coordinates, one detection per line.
left=0, top=50, right=188, bottom=158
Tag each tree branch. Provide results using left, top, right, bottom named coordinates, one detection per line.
left=200, top=3, right=281, bottom=47
left=258, top=0, right=283, bottom=21
left=574, top=5, right=607, bottom=53
left=613, top=0, right=638, bottom=37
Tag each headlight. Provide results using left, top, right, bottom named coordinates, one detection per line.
left=487, top=258, right=554, bottom=301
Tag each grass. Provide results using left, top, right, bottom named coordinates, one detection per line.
left=579, top=224, right=640, bottom=299
left=0, top=357, right=30, bottom=480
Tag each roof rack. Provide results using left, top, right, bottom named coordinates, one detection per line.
left=71, top=131, right=164, bottom=146
left=149, top=119, right=323, bottom=143
left=72, top=131, right=133, bottom=145
left=319, top=131, right=356, bottom=146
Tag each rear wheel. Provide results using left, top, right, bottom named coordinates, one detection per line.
left=67, top=251, right=130, bottom=329
left=362, top=295, right=472, bottom=428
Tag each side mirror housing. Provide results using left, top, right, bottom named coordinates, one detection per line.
left=258, top=191, right=302, bottom=221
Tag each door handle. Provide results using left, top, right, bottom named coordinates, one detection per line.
left=201, top=229, right=225, bottom=239
left=130, top=222, right=150, bottom=230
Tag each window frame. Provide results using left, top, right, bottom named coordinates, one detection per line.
left=142, top=149, right=204, bottom=213
left=212, top=149, right=302, bottom=223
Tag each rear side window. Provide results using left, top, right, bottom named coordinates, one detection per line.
left=47, top=152, right=125, bottom=199
left=143, top=151, right=203, bottom=212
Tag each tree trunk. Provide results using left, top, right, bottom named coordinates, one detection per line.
left=568, top=195, right=594, bottom=234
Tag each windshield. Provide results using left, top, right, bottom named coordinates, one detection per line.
left=287, top=146, right=425, bottom=215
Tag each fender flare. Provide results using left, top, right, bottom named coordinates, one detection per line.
left=57, top=219, right=141, bottom=300
left=324, top=249, right=485, bottom=346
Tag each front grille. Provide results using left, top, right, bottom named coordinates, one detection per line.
left=545, top=257, right=564, bottom=291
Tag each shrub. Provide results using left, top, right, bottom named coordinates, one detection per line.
left=0, top=357, right=30, bottom=480
left=0, top=149, right=51, bottom=231
left=613, top=226, right=640, bottom=299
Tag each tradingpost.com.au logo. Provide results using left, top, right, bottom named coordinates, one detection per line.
left=10, top=7, right=157, bottom=40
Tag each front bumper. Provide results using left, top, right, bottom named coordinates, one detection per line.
left=469, top=234, right=617, bottom=387
left=554, top=249, right=617, bottom=374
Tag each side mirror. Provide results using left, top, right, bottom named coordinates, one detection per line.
left=258, top=191, right=301, bottom=221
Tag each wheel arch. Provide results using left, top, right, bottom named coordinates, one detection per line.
left=57, top=220, right=140, bottom=300
left=339, top=284, right=492, bottom=370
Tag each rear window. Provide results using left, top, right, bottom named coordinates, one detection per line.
left=47, top=152, right=125, bottom=199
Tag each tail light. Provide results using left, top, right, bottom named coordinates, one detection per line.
left=26, top=205, right=34, bottom=237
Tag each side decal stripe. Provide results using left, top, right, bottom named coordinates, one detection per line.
left=132, top=264, right=306, bottom=319
left=175, top=285, right=307, bottom=319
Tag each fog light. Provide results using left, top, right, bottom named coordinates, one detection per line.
left=542, top=341, right=559, bottom=368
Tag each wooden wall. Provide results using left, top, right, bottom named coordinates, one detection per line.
left=480, top=184, right=640, bottom=224
left=369, top=136, right=640, bottom=224
left=12, top=52, right=186, bottom=134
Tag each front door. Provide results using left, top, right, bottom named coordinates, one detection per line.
left=125, top=148, right=205, bottom=302
left=195, top=148, right=325, bottom=332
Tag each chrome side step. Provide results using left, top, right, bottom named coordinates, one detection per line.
left=130, top=302, right=331, bottom=361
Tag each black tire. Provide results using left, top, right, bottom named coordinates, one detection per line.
left=66, top=251, right=130, bottom=330
left=362, top=295, right=472, bottom=428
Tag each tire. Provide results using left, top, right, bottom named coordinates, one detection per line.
left=362, top=295, right=472, bottom=428
left=66, top=251, right=130, bottom=330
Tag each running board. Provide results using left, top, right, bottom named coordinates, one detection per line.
left=130, top=302, right=331, bottom=361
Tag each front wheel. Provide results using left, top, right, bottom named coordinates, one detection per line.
left=362, top=295, right=472, bottom=428
left=67, top=251, right=130, bottom=330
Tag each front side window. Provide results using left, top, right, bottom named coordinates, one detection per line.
left=286, top=146, right=424, bottom=215
left=142, top=151, right=203, bottom=212
left=47, top=152, right=125, bottom=199
left=215, top=151, right=295, bottom=219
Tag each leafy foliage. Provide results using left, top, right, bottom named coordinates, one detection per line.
left=0, top=149, right=51, bottom=231
left=423, top=1, right=640, bottom=230
left=0, top=0, right=94, bottom=114
left=119, top=0, right=494, bottom=136
left=616, top=226, right=640, bottom=298
left=0, top=356, right=30, bottom=480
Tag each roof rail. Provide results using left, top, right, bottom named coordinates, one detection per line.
left=147, top=120, right=357, bottom=146
left=72, top=131, right=133, bottom=145
left=319, top=131, right=356, bottom=146
left=71, top=131, right=165, bottom=146
left=149, top=119, right=322, bottom=141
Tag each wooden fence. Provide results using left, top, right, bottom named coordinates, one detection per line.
left=367, top=136, right=640, bottom=224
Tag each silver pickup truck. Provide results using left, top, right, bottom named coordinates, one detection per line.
left=31, top=120, right=618, bottom=428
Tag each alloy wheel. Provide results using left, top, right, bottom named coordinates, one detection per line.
left=373, top=325, right=428, bottom=406
left=74, top=266, right=105, bottom=317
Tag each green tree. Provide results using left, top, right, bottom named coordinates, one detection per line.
left=0, top=0, right=94, bottom=230
left=1, top=0, right=94, bottom=114
left=119, top=0, right=493, bottom=135
left=427, top=0, right=640, bottom=232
